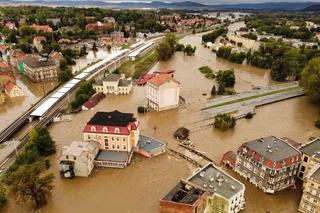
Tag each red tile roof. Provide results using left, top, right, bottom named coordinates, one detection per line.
left=147, top=74, right=180, bottom=87
left=31, top=24, right=53, bottom=33
left=0, top=62, right=9, bottom=69
left=4, top=81, right=16, bottom=93
left=221, top=151, right=236, bottom=168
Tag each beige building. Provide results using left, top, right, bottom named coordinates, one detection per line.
left=59, top=141, right=100, bottom=178
left=4, top=81, right=24, bottom=97
left=298, top=138, right=320, bottom=180
left=33, top=36, right=46, bottom=52
left=0, top=93, right=5, bottom=104
left=23, top=57, right=58, bottom=82
left=299, top=164, right=320, bottom=213
left=93, top=73, right=132, bottom=95
left=146, top=74, right=180, bottom=111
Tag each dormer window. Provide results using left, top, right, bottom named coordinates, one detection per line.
left=115, top=128, right=120, bottom=133
left=91, top=126, right=96, bottom=132
left=103, top=127, right=108, bottom=133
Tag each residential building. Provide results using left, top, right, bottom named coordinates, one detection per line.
left=22, top=57, right=58, bottom=82
left=188, top=163, right=246, bottom=213
left=59, top=141, right=100, bottom=178
left=4, top=81, right=24, bottom=97
left=82, top=92, right=105, bottom=111
left=235, top=136, right=301, bottom=194
left=160, top=179, right=209, bottom=213
left=46, top=18, right=60, bottom=26
left=8, top=49, right=26, bottom=67
left=31, top=24, right=53, bottom=33
left=33, top=36, right=46, bottom=52
left=298, top=138, right=320, bottom=180
left=49, top=51, right=64, bottom=66
left=298, top=164, right=320, bottom=213
left=93, top=73, right=132, bottom=95
left=0, top=61, right=10, bottom=73
left=86, top=22, right=111, bottom=34
left=136, top=135, right=166, bottom=158
left=5, top=22, right=16, bottom=30
left=146, top=74, right=180, bottom=111
left=82, top=111, right=139, bottom=168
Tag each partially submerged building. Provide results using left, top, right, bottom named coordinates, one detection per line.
left=136, top=135, right=166, bottom=158
left=187, top=163, right=245, bottom=213
left=235, top=136, right=301, bottom=193
left=298, top=138, right=320, bottom=180
left=59, top=141, right=100, bottom=178
left=93, top=73, right=132, bottom=95
left=4, top=81, right=24, bottom=97
left=298, top=164, right=320, bottom=213
left=22, top=57, right=58, bottom=82
left=146, top=74, right=180, bottom=111
left=83, top=111, right=139, bottom=168
left=160, top=179, right=209, bottom=213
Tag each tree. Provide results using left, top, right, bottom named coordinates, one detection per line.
left=157, top=41, right=173, bottom=61
left=0, top=184, right=7, bottom=208
left=315, top=119, right=320, bottom=129
left=300, top=57, right=320, bottom=104
left=271, top=58, right=291, bottom=81
left=6, top=30, right=17, bottom=43
left=92, top=42, right=98, bottom=52
left=211, top=85, right=217, bottom=96
left=214, top=114, right=236, bottom=131
left=29, top=127, right=56, bottom=156
left=9, top=161, right=54, bottom=209
left=183, top=44, right=196, bottom=56
left=216, top=69, right=236, bottom=88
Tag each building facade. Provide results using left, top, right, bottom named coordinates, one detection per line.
left=188, top=163, right=246, bottom=213
left=146, top=74, right=180, bottom=111
left=299, top=164, right=320, bottom=213
left=298, top=138, right=320, bottom=181
left=33, top=36, right=46, bottom=52
left=23, top=57, right=58, bottom=82
left=4, top=81, right=24, bottom=97
left=59, top=141, right=100, bottom=178
left=93, top=73, right=132, bottom=95
left=235, top=136, right=301, bottom=194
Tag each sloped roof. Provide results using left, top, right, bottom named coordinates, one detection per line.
left=5, top=81, right=16, bottom=93
left=147, top=74, right=180, bottom=87
left=87, top=111, right=136, bottom=127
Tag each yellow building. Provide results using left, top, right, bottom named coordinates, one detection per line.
left=0, top=93, right=5, bottom=104
left=298, top=138, right=320, bottom=180
left=299, top=164, right=320, bottom=213
left=4, top=81, right=24, bottom=98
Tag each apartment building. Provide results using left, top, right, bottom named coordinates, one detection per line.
left=235, top=136, right=301, bottom=194
left=22, top=57, right=58, bottom=82
left=93, top=73, right=132, bottom=95
left=298, top=138, right=320, bottom=180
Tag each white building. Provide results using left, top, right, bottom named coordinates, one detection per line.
left=146, top=74, right=180, bottom=111
left=59, top=141, right=100, bottom=178
left=188, top=163, right=246, bottom=213
left=93, top=73, right=132, bottom=95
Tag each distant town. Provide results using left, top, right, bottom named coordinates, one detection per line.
left=0, top=3, right=319, bottom=213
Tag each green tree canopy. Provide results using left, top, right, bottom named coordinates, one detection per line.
left=300, top=56, right=320, bottom=104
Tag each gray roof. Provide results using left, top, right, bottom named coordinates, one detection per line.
left=138, top=135, right=166, bottom=153
left=243, top=136, right=300, bottom=162
left=23, top=57, right=56, bottom=68
left=300, top=138, right=320, bottom=157
left=118, top=79, right=132, bottom=87
left=187, top=163, right=244, bottom=199
left=309, top=164, right=320, bottom=183
left=104, top=73, right=121, bottom=82
left=95, top=150, right=129, bottom=162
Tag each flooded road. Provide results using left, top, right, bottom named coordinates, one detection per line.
left=3, top=30, right=320, bottom=213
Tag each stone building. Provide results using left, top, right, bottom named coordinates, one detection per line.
left=22, top=57, right=58, bottom=82
left=235, top=136, right=301, bottom=193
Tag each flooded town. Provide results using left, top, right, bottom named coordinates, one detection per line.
left=0, top=2, right=320, bottom=213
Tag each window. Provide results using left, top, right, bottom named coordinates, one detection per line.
left=74, top=157, right=76, bottom=160
left=87, top=135, right=91, bottom=140
left=66, top=155, right=69, bottom=159
left=123, top=145, right=126, bottom=150
left=304, top=156, right=309, bottom=163
left=103, top=127, right=108, bottom=133
left=115, top=128, right=120, bottom=133
left=112, top=144, right=115, bottom=149
left=91, top=126, right=96, bottom=132
left=117, top=145, right=120, bottom=149
left=105, top=142, right=109, bottom=148
left=301, top=166, right=306, bottom=172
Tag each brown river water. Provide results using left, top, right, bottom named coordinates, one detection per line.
left=3, top=25, right=320, bottom=213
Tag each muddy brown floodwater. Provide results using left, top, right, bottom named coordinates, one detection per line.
left=3, top=29, right=320, bottom=213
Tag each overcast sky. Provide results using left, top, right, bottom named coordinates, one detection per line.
left=105, top=0, right=320, bottom=4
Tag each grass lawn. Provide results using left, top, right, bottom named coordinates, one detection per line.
left=202, top=86, right=301, bottom=110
